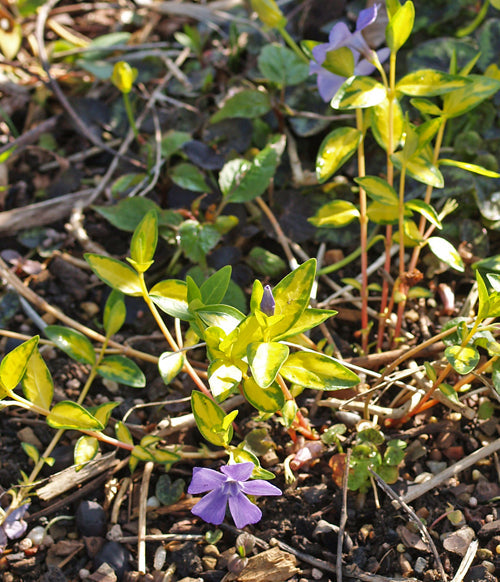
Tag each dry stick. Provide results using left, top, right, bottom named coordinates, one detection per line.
left=369, top=469, right=447, bottom=582
left=336, top=449, right=351, bottom=582
left=0, top=115, right=60, bottom=157
left=451, top=539, right=478, bottom=582
left=402, top=436, right=500, bottom=505
left=137, top=461, right=154, bottom=574
left=34, top=0, right=142, bottom=168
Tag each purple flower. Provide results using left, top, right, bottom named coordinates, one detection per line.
left=0, top=504, right=29, bottom=553
left=310, top=4, right=390, bottom=102
left=260, top=285, right=275, bottom=316
left=188, top=463, right=281, bottom=528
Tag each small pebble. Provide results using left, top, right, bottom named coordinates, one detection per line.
left=106, top=524, right=122, bottom=541
left=311, top=568, right=323, bottom=579
left=26, top=526, right=45, bottom=546
left=469, top=496, right=478, bottom=507
left=154, top=545, right=167, bottom=571
left=94, top=541, right=130, bottom=579
left=483, top=560, right=495, bottom=574
left=76, top=500, right=107, bottom=537
left=18, top=538, right=33, bottom=551
left=414, top=556, right=427, bottom=574
left=147, top=496, right=161, bottom=509
left=202, top=556, right=218, bottom=570
left=203, top=544, right=220, bottom=558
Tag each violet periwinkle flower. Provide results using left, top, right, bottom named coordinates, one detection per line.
left=309, top=4, right=390, bottom=102
left=188, top=462, right=281, bottom=528
left=0, top=504, right=29, bottom=554
left=260, top=285, right=275, bottom=316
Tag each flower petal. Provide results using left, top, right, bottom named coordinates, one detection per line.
left=221, top=462, right=254, bottom=482
left=0, top=527, right=7, bottom=548
left=188, top=467, right=227, bottom=494
left=317, top=70, right=344, bottom=102
left=354, top=58, right=376, bottom=77
left=228, top=491, right=262, bottom=528
left=356, top=4, right=378, bottom=31
left=3, top=519, right=27, bottom=540
left=240, top=479, right=282, bottom=497
left=191, top=488, right=228, bottom=525
left=327, top=22, right=352, bottom=49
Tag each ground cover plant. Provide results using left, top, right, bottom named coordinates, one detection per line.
left=2, top=0, right=500, bottom=581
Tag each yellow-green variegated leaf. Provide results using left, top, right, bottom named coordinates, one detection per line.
left=410, top=98, right=442, bottom=116
left=45, top=325, right=95, bottom=365
left=89, top=402, right=119, bottom=427
left=280, top=351, right=359, bottom=390
left=242, top=376, right=284, bottom=413
left=367, top=201, right=400, bottom=224
left=158, top=351, right=185, bottom=385
left=386, top=0, right=414, bottom=53
left=129, top=209, right=158, bottom=272
left=115, top=420, right=134, bottom=446
left=268, top=258, right=317, bottom=339
left=321, top=46, right=355, bottom=77
left=427, top=237, right=464, bottom=272
left=396, top=70, right=471, bottom=96
left=103, top=290, right=126, bottom=337
left=247, top=342, right=289, bottom=388
left=309, top=200, right=360, bottom=227
left=331, top=76, right=386, bottom=110
left=443, top=75, right=500, bottom=118
left=149, top=279, right=190, bottom=320
left=85, top=253, right=143, bottom=296
left=404, top=200, right=442, bottom=229
left=392, top=150, right=444, bottom=188
left=74, top=436, right=99, bottom=470
left=22, top=347, right=53, bottom=410
left=392, top=220, right=423, bottom=247
left=150, top=448, right=180, bottom=466
left=97, top=355, right=146, bottom=387
left=47, top=402, right=104, bottom=431
left=445, top=345, right=480, bottom=375
left=0, top=336, right=38, bottom=394
left=355, top=176, right=398, bottom=206
left=371, top=96, right=404, bottom=151
left=131, top=445, right=155, bottom=462
left=207, top=359, right=242, bottom=401
left=274, top=308, right=337, bottom=341
left=21, top=442, right=40, bottom=464
left=191, top=390, right=233, bottom=447
left=315, top=127, right=362, bottom=183
left=439, top=158, right=500, bottom=178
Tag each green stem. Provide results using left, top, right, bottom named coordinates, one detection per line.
left=318, top=233, right=383, bottom=276
left=123, top=93, right=140, bottom=140
left=278, top=26, right=309, bottom=63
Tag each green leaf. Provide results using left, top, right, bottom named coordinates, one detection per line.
left=93, top=197, right=159, bottom=232
left=355, top=176, right=398, bottom=206
left=219, top=135, right=286, bottom=203
left=242, top=376, right=285, bottom=413
left=268, top=259, right=317, bottom=339
left=442, top=75, right=500, bottom=118
left=280, top=351, right=360, bottom=390
left=321, top=46, right=355, bottom=78
left=438, top=383, right=460, bottom=406
left=21, top=442, right=39, bottom=464
left=191, top=390, right=233, bottom=447
left=258, top=43, right=309, bottom=87
left=246, top=247, right=286, bottom=277
left=210, top=89, right=271, bottom=123
left=0, top=336, right=38, bottom=395
left=47, top=402, right=104, bottom=431
left=404, top=199, right=442, bottom=229
left=308, top=200, right=360, bottom=227
left=439, top=158, right=500, bottom=178
left=170, top=162, right=210, bottom=192
left=247, top=342, right=289, bottom=388
left=178, top=220, right=221, bottom=263
left=331, top=76, right=386, bottom=110
left=115, top=420, right=134, bottom=446
left=427, top=237, right=464, bottom=272
left=45, top=326, right=95, bottom=365
left=445, top=345, right=480, bottom=375
left=386, top=0, right=414, bottom=53
left=103, top=290, right=126, bottom=337
left=200, top=266, right=232, bottom=305
left=74, top=436, right=99, bottom=470
left=85, top=254, right=143, bottom=296
left=158, top=351, right=185, bottom=385
left=371, top=96, right=404, bottom=151
left=97, top=355, right=146, bottom=387
left=195, top=304, right=245, bottom=335
left=396, top=70, right=470, bottom=96
left=129, top=209, right=158, bottom=272
left=149, top=279, right=190, bottom=320
left=476, top=271, right=491, bottom=322
left=315, top=127, right=362, bottom=183
left=161, top=130, right=192, bottom=159
left=89, top=401, right=119, bottom=427
left=156, top=474, right=185, bottom=505
left=22, top=347, right=53, bottom=410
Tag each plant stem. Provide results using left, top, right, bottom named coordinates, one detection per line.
left=317, top=233, right=383, bottom=276
left=356, top=108, right=369, bottom=353
left=123, top=93, right=140, bottom=140
left=275, top=374, right=317, bottom=440
left=278, top=26, right=309, bottom=63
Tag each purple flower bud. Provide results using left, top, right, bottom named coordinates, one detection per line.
left=260, top=285, right=275, bottom=316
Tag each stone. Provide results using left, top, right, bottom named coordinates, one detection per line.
left=442, top=526, right=475, bottom=557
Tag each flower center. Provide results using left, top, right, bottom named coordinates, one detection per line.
left=222, top=480, right=241, bottom=497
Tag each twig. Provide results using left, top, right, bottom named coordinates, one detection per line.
left=337, top=449, right=351, bottom=582
left=369, top=469, right=447, bottom=581
left=450, top=539, right=478, bottom=582
left=138, top=461, right=154, bottom=574
left=118, top=533, right=203, bottom=543
left=402, top=436, right=500, bottom=504
left=0, top=115, right=60, bottom=157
